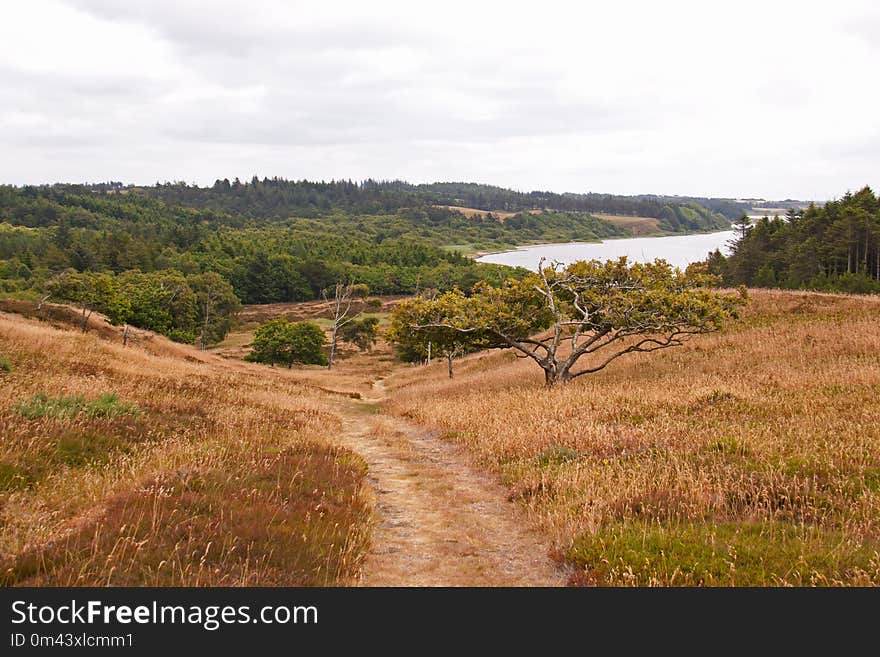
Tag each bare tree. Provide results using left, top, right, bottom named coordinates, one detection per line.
left=322, top=282, right=368, bottom=369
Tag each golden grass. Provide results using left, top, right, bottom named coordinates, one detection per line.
left=593, top=214, right=662, bottom=236
left=0, top=311, right=372, bottom=586
left=214, top=298, right=400, bottom=361
left=383, top=289, right=880, bottom=586
left=433, top=205, right=520, bottom=222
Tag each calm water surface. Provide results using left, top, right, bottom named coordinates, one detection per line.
left=476, top=231, right=734, bottom=271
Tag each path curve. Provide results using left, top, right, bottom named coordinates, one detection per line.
left=335, top=379, right=566, bottom=587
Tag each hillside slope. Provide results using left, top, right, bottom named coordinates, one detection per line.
left=0, top=309, right=371, bottom=585
left=383, top=289, right=880, bottom=586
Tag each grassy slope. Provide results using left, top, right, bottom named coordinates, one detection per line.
left=0, top=308, right=372, bottom=586
left=593, top=214, right=662, bottom=236
left=384, top=289, right=880, bottom=586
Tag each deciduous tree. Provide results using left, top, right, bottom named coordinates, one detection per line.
left=340, top=316, right=379, bottom=352
left=322, top=282, right=369, bottom=369
left=189, top=272, right=240, bottom=350
left=246, top=319, right=328, bottom=368
left=46, top=270, right=131, bottom=332
left=391, top=258, right=746, bottom=386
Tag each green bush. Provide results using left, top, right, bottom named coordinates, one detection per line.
left=0, top=462, right=31, bottom=491
left=14, top=392, right=140, bottom=420
left=246, top=319, right=328, bottom=367
left=0, top=355, right=11, bottom=373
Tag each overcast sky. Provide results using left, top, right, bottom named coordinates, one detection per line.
left=1, top=1, right=878, bottom=200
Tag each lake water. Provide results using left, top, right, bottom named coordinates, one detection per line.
left=476, top=231, right=735, bottom=271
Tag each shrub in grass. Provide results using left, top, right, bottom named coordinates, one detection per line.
left=568, top=521, right=880, bottom=586
left=0, top=355, right=11, bottom=373
left=14, top=392, right=140, bottom=420
left=0, top=462, right=31, bottom=492
left=55, top=432, right=129, bottom=466
left=536, top=445, right=581, bottom=467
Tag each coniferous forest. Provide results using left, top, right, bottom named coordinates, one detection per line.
left=708, top=186, right=880, bottom=294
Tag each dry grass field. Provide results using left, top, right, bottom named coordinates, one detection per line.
left=433, top=205, right=522, bottom=222
left=3, top=288, right=878, bottom=587
left=593, top=214, right=662, bottom=236
left=0, top=309, right=372, bottom=586
left=212, top=297, right=401, bottom=361
left=383, top=289, right=880, bottom=585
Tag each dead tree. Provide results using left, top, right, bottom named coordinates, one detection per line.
left=322, top=282, right=367, bottom=369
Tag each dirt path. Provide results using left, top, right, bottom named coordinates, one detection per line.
left=334, top=379, right=566, bottom=587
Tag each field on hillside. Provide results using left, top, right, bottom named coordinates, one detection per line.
left=593, top=214, right=662, bottom=236
left=212, top=297, right=400, bottom=361
left=433, top=205, right=519, bottom=221
left=384, top=290, right=880, bottom=586
left=0, top=310, right=372, bottom=586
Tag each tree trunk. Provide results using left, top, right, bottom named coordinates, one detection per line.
left=122, top=324, right=129, bottom=347
left=200, top=296, right=211, bottom=351
left=447, top=353, right=454, bottom=379
left=80, top=305, right=89, bottom=332
left=328, top=327, right=338, bottom=369
left=544, top=363, right=573, bottom=386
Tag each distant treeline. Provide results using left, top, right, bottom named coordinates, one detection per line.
left=0, top=178, right=738, bottom=346
left=707, top=186, right=880, bottom=294
left=0, top=186, right=536, bottom=307
left=141, top=178, right=734, bottom=231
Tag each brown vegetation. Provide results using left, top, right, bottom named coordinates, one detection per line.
left=593, top=214, right=662, bottom=236
left=4, top=287, right=879, bottom=587
left=433, top=205, right=522, bottom=222
left=383, top=290, right=880, bottom=585
left=0, top=310, right=371, bottom=585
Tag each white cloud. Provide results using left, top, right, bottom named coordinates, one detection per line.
left=1, top=0, right=878, bottom=198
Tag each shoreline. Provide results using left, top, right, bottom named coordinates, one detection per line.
left=469, top=227, right=734, bottom=261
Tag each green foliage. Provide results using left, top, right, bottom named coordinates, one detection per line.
left=41, top=268, right=239, bottom=345
left=339, top=316, right=379, bottom=352
left=386, top=291, right=491, bottom=363
left=710, top=187, right=880, bottom=293
left=140, top=178, right=735, bottom=225
left=14, top=392, right=140, bottom=420
left=246, top=319, right=328, bottom=367
left=568, top=521, right=880, bottom=586
left=189, top=271, right=241, bottom=347
left=0, top=182, right=729, bottom=311
left=0, top=461, right=31, bottom=492
left=363, top=297, right=383, bottom=311
left=118, top=269, right=195, bottom=337
left=536, top=446, right=581, bottom=467
left=388, top=258, right=745, bottom=384
left=0, top=355, right=11, bottom=373
left=46, top=270, right=131, bottom=326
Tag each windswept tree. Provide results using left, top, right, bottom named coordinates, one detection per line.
left=322, top=282, right=369, bottom=369
left=390, top=258, right=746, bottom=386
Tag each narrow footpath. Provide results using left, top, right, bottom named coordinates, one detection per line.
left=334, top=378, right=566, bottom=586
